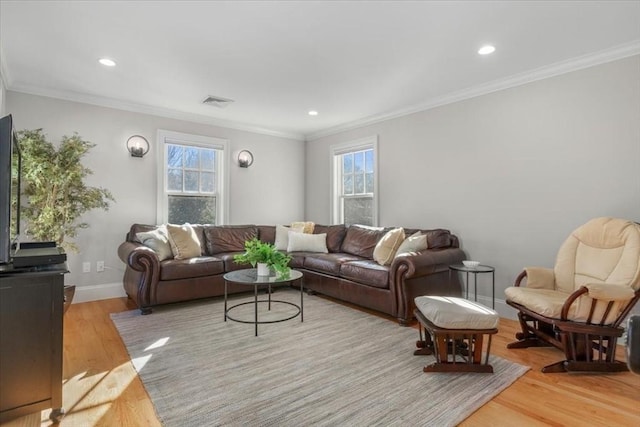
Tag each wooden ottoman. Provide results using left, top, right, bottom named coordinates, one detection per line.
left=413, top=296, right=499, bottom=373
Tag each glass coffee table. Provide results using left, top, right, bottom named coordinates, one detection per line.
left=223, top=269, right=304, bottom=336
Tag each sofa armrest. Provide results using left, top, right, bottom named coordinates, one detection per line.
left=391, top=248, right=465, bottom=278
left=118, top=241, right=159, bottom=270
left=391, top=247, right=466, bottom=325
left=117, top=241, right=161, bottom=314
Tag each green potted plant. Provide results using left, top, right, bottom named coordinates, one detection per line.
left=233, top=238, right=291, bottom=278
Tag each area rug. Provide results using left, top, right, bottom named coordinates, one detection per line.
left=111, top=289, right=529, bottom=426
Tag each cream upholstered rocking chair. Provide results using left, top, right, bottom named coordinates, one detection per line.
left=505, top=217, right=640, bottom=373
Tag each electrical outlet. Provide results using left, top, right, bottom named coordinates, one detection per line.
left=96, top=261, right=105, bottom=272
left=82, top=262, right=91, bottom=273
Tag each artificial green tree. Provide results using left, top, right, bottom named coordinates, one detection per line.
left=16, top=129, right=114, bottom=252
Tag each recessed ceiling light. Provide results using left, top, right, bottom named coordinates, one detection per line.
left=98, top=58, right=116, bottom=67
left=308, top=110, right=318, bottom=116
left=478, top=45, right=496, bottom=55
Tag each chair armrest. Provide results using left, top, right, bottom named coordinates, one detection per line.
left=561, top=285, right=639, bottom=325
left=515, top=267, right=555, bottom=289
left=584, top=283, right=635, bottom=301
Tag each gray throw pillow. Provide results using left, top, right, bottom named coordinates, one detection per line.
left=136, top=225, right=173, bottom=261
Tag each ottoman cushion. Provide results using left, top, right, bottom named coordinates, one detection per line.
left=415, top=296, right=499, bottom=330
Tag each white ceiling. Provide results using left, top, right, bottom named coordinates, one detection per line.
left=1, top=1, right=639, bottom=141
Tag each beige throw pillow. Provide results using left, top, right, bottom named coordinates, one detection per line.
left=274, top=224, right=304, bottom=250
left=373, top=227, right=405, bottom=265
left=166, top=223, right=201, bottom=259
left=136, top=225, right=173, bottom=261
left=287, top=232, right=328, bottom=253
left=395, top=231, right=428, bottom=257
left=291, top=221, right=315, bottom=234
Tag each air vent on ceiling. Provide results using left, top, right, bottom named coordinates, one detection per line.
left=202, top=95, right=234, bottom=108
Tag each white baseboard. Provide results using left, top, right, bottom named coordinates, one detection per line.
left=72, top=282, right=127, bottom=303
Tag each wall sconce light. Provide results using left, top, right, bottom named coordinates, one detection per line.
left=238, top=150, right=254, bottom=168
left=126, top=135, right=149, bottom=158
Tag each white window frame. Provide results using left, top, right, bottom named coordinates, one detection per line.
left=156, top=130, right=230, bottom=225
left=330, top=135, right=378, bottom=226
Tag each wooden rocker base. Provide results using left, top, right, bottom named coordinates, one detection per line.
left=507, top=337, right=553, bottom=349
left=542, top=359, right=630, bottom=373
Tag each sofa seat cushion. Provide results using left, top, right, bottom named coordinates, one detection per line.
left=212, top=252, right=247, bottom=272
left=160, top=256, right=224, bottom=281
left=340, top=260, right=390, bottom=289
left=288, top=252, right=309, bottom=269
left=303, top=253, right=364, bottom=276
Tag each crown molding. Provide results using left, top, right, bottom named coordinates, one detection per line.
left=6, top=84, right=305, bottom=141
left=305, top=40, right=640, bottom=142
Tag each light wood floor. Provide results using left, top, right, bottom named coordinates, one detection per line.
left=2, top=295, right=639, bottom=427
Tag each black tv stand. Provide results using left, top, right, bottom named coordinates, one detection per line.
left=0, top=265, right=68, bottom=423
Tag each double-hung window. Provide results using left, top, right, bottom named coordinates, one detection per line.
left=157, top=130, right=229, bottom=225
left=330, top=136, right=378, bottom=226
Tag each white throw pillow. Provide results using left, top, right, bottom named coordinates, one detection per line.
left=373, top=227, right=405, bottom=266
left=136, top=225, right=173, bottom=261
left=287, top=232, right=328, bottom=253
left=395, top=231, right=428, bottom=257
left=274, top=224, right=304, bottom=251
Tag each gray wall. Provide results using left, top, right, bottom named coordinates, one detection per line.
left=305, top=55, right=640, bottom=316
left=7, top=92, right=305, bottom=295
left=0, top=73, right=5, bottom=116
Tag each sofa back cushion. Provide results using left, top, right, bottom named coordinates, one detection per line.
left=204, top=225, right=258, bottom=255
left=314, top=224, right=347, bottom=253
left=257, top=225, right=276, bottom=244
left=340, top=225, right=386, bottom=259
left=422, top=229, right=454, bottom=249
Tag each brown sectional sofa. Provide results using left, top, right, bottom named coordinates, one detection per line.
left=117, top=223, right=465, bottom=324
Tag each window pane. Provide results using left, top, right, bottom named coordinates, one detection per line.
left=167, top=145, right=183, bottom=168
left=201, top=149, right=215, bottom=171
left=184, top=171, right=199, bottom=192
left=201, top=172, right=214, bottom=192
left=354, top=152, right=364, bottom=172
left=184, top=147, right=199, bottom=168
left=365, top=149, right=374, bottom=173
left=354, top=173, right=364, bottom=193
left=343, top=175, right=353, bottom=195
left=343, top=197, right=373, bottom=226
left=168, top=195, right=216, bottom=224
left=365, top=172, right=374, bottom=193
left=167, top=168, right=183, bottom=191
left=343, top=154, right=353, bottom=174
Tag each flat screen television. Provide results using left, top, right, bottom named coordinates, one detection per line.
left=0, top=113, right=21, bottom=265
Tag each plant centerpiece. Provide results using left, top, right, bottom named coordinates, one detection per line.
left=16, top=129, right=115, bottom=252
left=233, top=238, right=291, bottom=278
